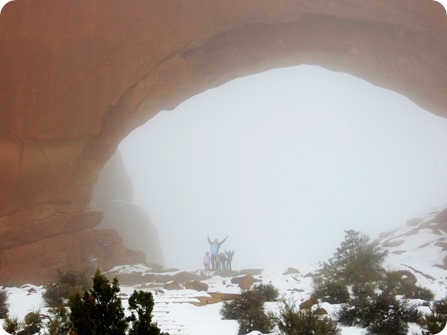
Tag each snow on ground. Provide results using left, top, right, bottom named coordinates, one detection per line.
left=0, top=265, right=368, bottom=335
left=1, top=206, right=447, bottom=335
left=1, top=261, right=445, bottom=335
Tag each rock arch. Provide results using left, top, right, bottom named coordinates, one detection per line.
left=0, top=0, right=446, bottom=283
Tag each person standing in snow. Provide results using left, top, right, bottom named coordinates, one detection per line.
left=219, top=251, right=227, bottom=270
left=215, top=253, right=221, bottom=270
left=203, top=251, right=211, bottom=270
left=225, top=250, right=234, bottom=270
left=207, top=235, right=228, bottom=270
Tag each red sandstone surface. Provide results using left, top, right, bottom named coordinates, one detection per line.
left=0, top=0, right=446, bottom=283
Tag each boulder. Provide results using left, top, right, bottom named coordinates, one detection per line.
left=299, top=297, right=319, bottom=310
left=396, top=270, right=418, bottom=286
left=435, top=208, right=447, bottom=224
left=231, top=274, right=256, bottom=290
left=283, top=267, right=300, bottom=275
left=194, top=292, right=240, bottom=306
left=185, top=281, right=209, bottom=292
left=164, top=281, right=183, bottom=290
left=314, top=307, right=328, bottom=315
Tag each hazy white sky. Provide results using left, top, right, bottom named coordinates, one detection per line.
left=120, top=65, right=447, bottom=270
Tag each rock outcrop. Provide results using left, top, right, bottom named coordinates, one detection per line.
left=380, top=204, right=447, bottom=281
left=231, top=274, right=256, bottom=290
left=0, top=0, right=446, bottom=283
left=91, top=150, right=164, bottom=266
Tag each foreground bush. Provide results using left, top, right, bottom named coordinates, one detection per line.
left=127, top=290, right=169, bottom=335
left=337, top=292, right=421, bottom=335
left=46, top=307, right=71, bottom=335
left=419, top=295, right=447, bottom=334
left=69, top=269, right=168, bottom=335
left=275, top=300, right=340, bottom=335
left=69, top=269, right=128, bottom=335
left=0, top=289, right=8, bottom=318
left=1, top=311, right=43, bottom=335
left=43, top=267, right=91, bottom=307
left=19, top=311, right=43, bottom=335
left=312, top=278, right=350, bottom=304
left=2, top=315, right=20, bottom=334
left=221, top=289, right=274, bottom=335
left=381, top=271, right=434, bottom=301
left=252, top=283, right=279, bottom=302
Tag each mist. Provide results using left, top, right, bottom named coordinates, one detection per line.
left=118, top=64, right=447, bottom=271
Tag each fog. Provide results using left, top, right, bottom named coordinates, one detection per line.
left=119, top=65, right=447, bottom=270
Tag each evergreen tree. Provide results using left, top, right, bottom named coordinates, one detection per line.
left=328, top=229, right=387, bottom=284
left=47, top=307, right=71, bottom=335
left=313, top=230, right=388, bottom=303
left=69, top=269, right=127, bottom=335
left=127, top=290, right=168, bottom=335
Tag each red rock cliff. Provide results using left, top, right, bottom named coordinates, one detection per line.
left=0, top=0, right=446, bottom=283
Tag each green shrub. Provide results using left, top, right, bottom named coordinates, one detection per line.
left=419, top=295, right=447, bottom=334
left=3, top=315, right=19, bottom=334
left=312, top=278, right=350, bottom=304
left=434, top=296, right=447, bottom=314
left=312, top=230, right=387, bottom=305
left=221, top=290, right=274, bottom=335
left=337, top=294, right=374, bottom=327
left=46, top=307, right=71, bottom=335
left=365, top=293, right=421, bottom=335
left=69, top=269, right=128, bottom=335
left=351, top=282, right=377, bottom=301
left=43, top=267, right=91, bottom=307
left=365, top=294, right=408, bottom=335
left=367, top=316, right=407, bottom=335
left=381, top=271, right=434, bottom=301
left=0, top=289, right=8, bottom=318
left=252, top=283, right=279, bottom=302
left=403, top=284, right=434, bottom=301
left=421, top=313, right=446, bottom=334
left=69, top=269, right=167, bottom=335
left=328, top=230, right=387, bottom=284
left=337, top=290, right=421, bottom=334
left=17, top=311, right=42, bottom=335
left=275, top=300, right=340, bottom=335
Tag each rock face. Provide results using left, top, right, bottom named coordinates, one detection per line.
left=91, top=150, right=164, bottom=266
left=0, top=0, right=446, bottom=283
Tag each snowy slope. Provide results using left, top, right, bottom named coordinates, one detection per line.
left=380, top=205, right=447, bottom=299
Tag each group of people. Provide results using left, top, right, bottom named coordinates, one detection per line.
left=203, top=235, right=235, bottom=271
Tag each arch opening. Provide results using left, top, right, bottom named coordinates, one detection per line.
left=104, top=64, right=447, bottom=270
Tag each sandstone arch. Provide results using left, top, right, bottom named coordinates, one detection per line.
left=0, top=0, right=446, bottom=283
